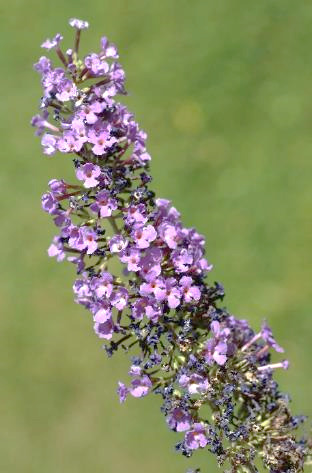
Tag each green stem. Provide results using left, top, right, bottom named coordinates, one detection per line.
left=108, top=216, right=120, bottom=234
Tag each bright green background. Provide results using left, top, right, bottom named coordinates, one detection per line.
left=1, top=1, right=311, bottom=472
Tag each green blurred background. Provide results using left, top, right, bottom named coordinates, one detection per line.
left=1, top=1, right=311, bottom=472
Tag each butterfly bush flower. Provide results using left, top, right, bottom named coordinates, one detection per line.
left=33, top=19, right=312, bottom=473
left=90, top=190, right=117, bottom=217
left=185, top=424, right=209, bottom=450
left=167, top=408, right=192, bottom=432
left=76, top=163, right=101, bottom=188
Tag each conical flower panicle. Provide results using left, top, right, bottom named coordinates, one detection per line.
left=33, top=18, right=312, bottom=473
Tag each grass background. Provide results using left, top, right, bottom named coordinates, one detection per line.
left=1, top=1, right=311, bottom=472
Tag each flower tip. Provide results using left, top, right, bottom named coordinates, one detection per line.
left=69, top=18, right=89, bottom=30
left=282, top=359, right=290, bottom=370
left=41, top=33, right=63, bottom=50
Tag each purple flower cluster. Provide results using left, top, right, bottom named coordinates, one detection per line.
left=33, top=19, right=311, bottom=473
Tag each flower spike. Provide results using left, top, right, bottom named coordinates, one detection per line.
left=32, top=19, right=312, bottom=473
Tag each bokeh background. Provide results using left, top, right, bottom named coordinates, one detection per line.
left=1, top=1, right=312, bottom=472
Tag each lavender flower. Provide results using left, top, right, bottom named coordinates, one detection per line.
left=109, top=234, right=128, bottom=253
left=261, top=321, right=284, bottom=352
left=100, top=37, right=119, bottom=58
left=94, top=318, right=114, bottom=340
left=69, top=18, right=89, bottom=30
left=33, top=19, right=311, bottom=473
left=41, top=133, right=58, bottom=155
left=76, top=163, right=101, bottom=188
left=179, top=373, right=209, bottom=394
left=92, top=272, right=113, bottom=298
left=167, top=408, right=192, bottom=432
left=130, top=375, right=152, bottom=398
left=185, top=424, right=209, bottom=450
left=110, top=287, right=128, bottom=311
left=179, top=276, right=201, bottom=303
left=154, top=277, right=181, bottom=309
left=47, top=236, right=65, bottom=261
left=41, top=33, right=63, bottom=50
left=90, top=190, right=117, bottom=217
left=132, top=224, right=157, bottom=249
